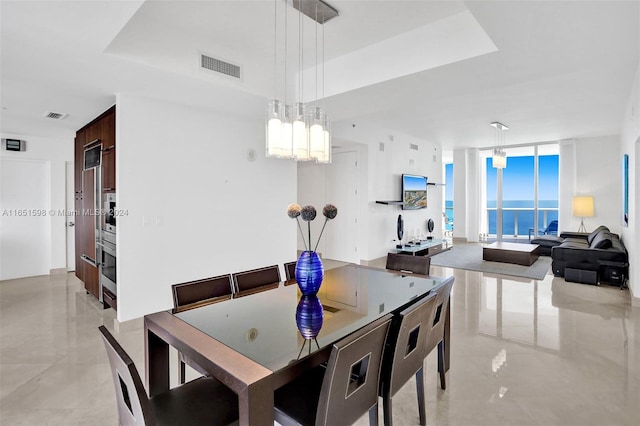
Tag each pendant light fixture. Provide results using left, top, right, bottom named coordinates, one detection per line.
left=265, top=0, right=338, bottom=163
left=266, top=0, right=283, bottom=158
left=293, top=0, right=310, bottom=161
left=491, top=121, right=508, bottom=169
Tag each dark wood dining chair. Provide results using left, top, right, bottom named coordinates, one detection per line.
left=232, top=265, right=281, bottom=297
left=425, top=278, right=455, bottom=391
left=171, top=275, right=233, bottom=384
left=172, top=275, right=233, bottom=313
left=379, top=293, right=438, bottom=426
left=274, top=314, right=393, bottom=426
left=385, top=253, right=431, bottom=275
left=98, top=326, right=239, bottom=426
left=284, top=261, right=297, bottom=281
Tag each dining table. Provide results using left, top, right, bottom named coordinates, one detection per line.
left=144, top=264, right=454, bottom=426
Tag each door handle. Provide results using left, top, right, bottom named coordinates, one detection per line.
left=67, top=222, right=75, bottom=227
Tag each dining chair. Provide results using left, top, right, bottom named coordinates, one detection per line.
left=424, top=279, right=455, bottom=391
left=274, top=314, right=393, bottom=426
left=379, top=293, right=438, bottom=426
left=172, top=275, right=233, bottom=313
left=98, top=326, right=239, bottom=426
left=385, top=253, right=431, bottom=275
left=172, top=275, right=233, bottom=384
left=232, top=265, right=281, bottom=297
left=284, top=261, right=297, bottom=281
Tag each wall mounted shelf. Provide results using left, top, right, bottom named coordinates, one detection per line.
left=375, top=200, right=404, bottom=205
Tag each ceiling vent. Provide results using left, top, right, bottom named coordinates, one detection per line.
left=42, top=111, right=68, bottom=120
left=200, top=54, right=241, bottom=79
left=410, top=144, right=419, bottom=151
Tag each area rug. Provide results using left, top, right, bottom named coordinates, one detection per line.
left=430, top=244, right=552, bottom=280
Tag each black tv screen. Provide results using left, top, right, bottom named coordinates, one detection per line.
left=402, top=174, right=427, bottom=210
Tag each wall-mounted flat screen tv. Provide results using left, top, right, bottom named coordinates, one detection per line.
left=402, top=174, right=427, bottom=210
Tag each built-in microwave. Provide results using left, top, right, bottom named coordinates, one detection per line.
left=104, top=192, right=116, bottom=234
left=83, top=144, right=101, bottom=170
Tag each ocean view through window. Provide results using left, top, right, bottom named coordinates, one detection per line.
left=486, top=153, right=559, bottom=237
left=445, top=163, right=453, bottom=232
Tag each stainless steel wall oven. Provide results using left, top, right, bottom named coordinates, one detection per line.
left=99, top=230, right=116, bottom=297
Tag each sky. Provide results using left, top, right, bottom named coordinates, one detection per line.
left=486, top=155, right=559, bottom=201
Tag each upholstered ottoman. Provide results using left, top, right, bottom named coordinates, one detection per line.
left=530, top=235, right=564, bottom=256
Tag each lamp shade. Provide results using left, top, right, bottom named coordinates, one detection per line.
left=572, top=196, right=594, bottom=217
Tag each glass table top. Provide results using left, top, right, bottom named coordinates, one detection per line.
left=176, top=264, right=452, bottom=373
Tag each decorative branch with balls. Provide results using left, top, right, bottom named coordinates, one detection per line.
left=287, top=203, right=338, bottom=252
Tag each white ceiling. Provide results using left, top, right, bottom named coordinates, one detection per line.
left=1, top=0, right=638, bottom=150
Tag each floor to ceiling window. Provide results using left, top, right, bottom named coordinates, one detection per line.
left=485, top=145, right=559, bottom=240
left=444, top=163, right=453, bottom=236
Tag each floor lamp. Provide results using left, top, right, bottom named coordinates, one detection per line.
left=572, top=196, right=594, bottom=233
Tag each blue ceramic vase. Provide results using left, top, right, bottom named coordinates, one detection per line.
left=295, top=251, right=324, bottom=295
left=295, top=295, right=324, bottom=339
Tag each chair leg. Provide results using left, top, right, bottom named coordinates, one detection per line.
left=382, top=395, right=392, bottom=426
left=179, top=358, right=186, bottom=384
left=369, top=403, right=379, bottom=426
left=437, top=341, right=446, bottom=390
left=415, top=367, right=426, bottom=426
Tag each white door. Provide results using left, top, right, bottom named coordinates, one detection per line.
left=66, top=162, right=75, bottom=272
left=324, top=151, right=359, bottom=264
left=0, top=158, right=49, bottom=279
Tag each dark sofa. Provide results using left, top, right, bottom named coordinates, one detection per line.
left=551, top=226, right=628, bottom=286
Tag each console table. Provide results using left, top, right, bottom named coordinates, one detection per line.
left=391, top=239, right=449, bottom=257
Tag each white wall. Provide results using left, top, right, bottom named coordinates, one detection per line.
left=0, top=134, right=73, bottom=279
left=558, top=140, right=576, bottom=232
left=620, top=59, right=640, bottom=302
left=310, top=121, right=443, bottom=262
left=574, top=136, right=623, bottom=233
left=116, top=94, right=297, bottom=321
left=452, top=148, right=468, bottom=241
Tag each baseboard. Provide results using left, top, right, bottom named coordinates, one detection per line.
left=49, top=268, right=67, bottom=275
left=452, top=237, right=467, bottom=243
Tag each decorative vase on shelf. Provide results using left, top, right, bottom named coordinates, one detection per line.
left=295, top=251, right=324, bottom=295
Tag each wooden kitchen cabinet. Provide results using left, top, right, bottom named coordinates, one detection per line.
left=74, top=105, right=116, bottom=302
left=101, top=107, right=116, bottom=192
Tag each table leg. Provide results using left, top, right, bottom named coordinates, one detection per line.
left=145, top=323, right=169, bottom=397
left=238, top=374, right=274, bottom=426
left=444, top=302, right=450, bottom=372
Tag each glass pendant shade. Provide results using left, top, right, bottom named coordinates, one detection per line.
left=308, top=107, right=325, bottom=161
left=293, top=102, right=310, bottom=160
left=492, top=149, right=506, bottom=169
left=280, top=104, right=293, bottom=158
left=317, top=115, right=331, bottom=164
left=265, top=99, right=282, bottom=157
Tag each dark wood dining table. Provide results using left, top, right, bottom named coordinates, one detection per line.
left=144, top=264, right=454, bottom=426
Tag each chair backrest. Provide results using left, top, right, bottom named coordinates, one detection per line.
left=316, top=314, right=392, bottom=426
left=232, top=265, right=281, bottom=294
left=546, top=220, right=558, bottom=234
left=284, top=261, right=297, bottom=281
left=425, top=279, right=454, bottom=355
left=382, top=293, right=438, bottom=398
left=386, top=253, right=431, bottom=275
left=99, top=326, right=155, bottom=426
left=172, top=275, right=233, bottom=313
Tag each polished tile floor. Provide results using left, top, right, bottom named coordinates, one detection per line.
left=1, top=262, right=639, bottom=425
